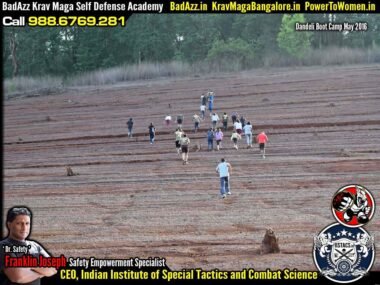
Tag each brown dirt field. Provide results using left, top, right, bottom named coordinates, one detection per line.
left=3, top=64, right=380, bottom=271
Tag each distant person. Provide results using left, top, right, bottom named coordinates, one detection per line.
left=0, top=207, right=57, bottom=285
left=126, top=118, right=134, bottom=138
left=231, top=111, right=238, bottom=124
left=192, top=114, right=202, bottom=133
left=215, top=128, right=224, bottom=151
left=211, top=112, right=220, bottom=129
left=201, top=94, right=207, bottom=106
left=256, top=131, right=269, bottom=159
left=164, top=114, right=172, bottom=127
left=231, top=130, right=242, bottom=150
left=243, top=121, right=253, bottom=148
left=222, top=112, right=229, bottom=131
left=177, top=114, right=184, bottom=129
left=200, top=105, right=206, bottom=120
left=240, top=115, right=246, bottom=129
left=174, top=128, right=184, bottom=154
left=180, top=133, right=191, bottom=165
left=216, top=158, right=232, bottom=198
left=148, top=122, right=156, bottom=144
left=208, top=91, right=214, bottom=112
left=234, top=119, right=243, bottom=135
left=207, top=128, right=214, bottom=151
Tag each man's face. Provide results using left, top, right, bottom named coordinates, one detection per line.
left=7, top=214, right=31, bottom=241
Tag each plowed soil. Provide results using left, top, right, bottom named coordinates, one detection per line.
left=3, top=64, right=380, bottom=271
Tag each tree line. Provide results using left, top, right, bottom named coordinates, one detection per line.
left=3, top=14, right=380, bottom=78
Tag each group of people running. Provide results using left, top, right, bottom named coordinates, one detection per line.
left=126, top=90, right=269, bottom=165
left=125, top=90, right=269, bottom=198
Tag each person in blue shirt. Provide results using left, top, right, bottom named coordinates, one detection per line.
left=207, top=128, right=214, bottom=151
left=216, top=158, right=232, bottom=198
left=208, top=91, right=214, bottom=112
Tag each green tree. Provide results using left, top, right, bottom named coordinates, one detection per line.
left=231, top=15, right=283, bottom=66
left=173, top=15, right=220, bottom=63
left=277, top=14, right=312, bottom=59
left=207, top=38, right=254, bottom=71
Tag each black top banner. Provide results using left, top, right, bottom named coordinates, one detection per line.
left=2, top=0, right=378, bottom=27
left=2, top=0, right=379, bottom=17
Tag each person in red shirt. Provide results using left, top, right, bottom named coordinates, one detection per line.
left=256, top=131, right=269, bottom=159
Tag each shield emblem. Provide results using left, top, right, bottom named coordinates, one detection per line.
left=331, top=238, right=357, bottom=265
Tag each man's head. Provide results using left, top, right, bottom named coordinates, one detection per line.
left=6, top=207, right=32, bottom=241
left=221, top=158, right=225, bottom=162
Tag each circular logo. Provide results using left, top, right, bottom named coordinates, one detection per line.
left=331, top=184, right=375, bottom=227
left=313, top=223, right=375, bottom=283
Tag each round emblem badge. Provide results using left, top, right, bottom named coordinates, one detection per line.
left=331, top=184, right=375, bottom=227
left=313, top=223, right=375, bottom=283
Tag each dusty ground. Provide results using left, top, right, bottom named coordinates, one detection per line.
left=3, top=64, right=380, bottom=271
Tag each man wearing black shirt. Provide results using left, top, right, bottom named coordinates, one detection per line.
left=0, top=207, right=57, bottom=285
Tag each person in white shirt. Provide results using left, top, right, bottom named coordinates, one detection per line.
left=180, top=133, right=191, bottom=165
left=200, top=105, right=206, bottom=120
left=192, top=114, right=202, bottom=133
left=243, top=121, right=253, bottom=148
left=164, top=114, right=172, bottom=127
left=234, top=119, right=242, bottom=135
left=211, top=113, right=220, bottom=129
left=216, top=158, right=232, bottom=198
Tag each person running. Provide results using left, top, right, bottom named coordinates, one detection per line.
left=243, top=121, right=253, bottom=148
left=180, top=133, right=191, bottom=164
left=207, top=128, right=214, bottom=151
left=208, top=91, right=214, bottom=113
left=200, top=105, right=206, bottom=120
left=211, top=112, right=220, bottom=129
left=256, top=131, right=269, bottom=158
left=177, top=114, right=184, bottom=129
left=222, top=112, right=229, bottom=131
left=216, top=158, right=232, bottom=198
left=126, top=118, right=134, bottom=138
left=175, top=128, right=183, bottom=154
left=231, top=130, right=242, bottom=150
left=234, top=119, right=243, bottom=135
left=192, top=114, right=202, bottom=133
left=201, top=94, right=207, bottom=106
left=240, top=115, right=246, bottom=129
left=215, top=128, right=224, bottom=151
left=148, top=122, right=155, bottom=144
left=164, top=114, right=172, bottom=127
left=231, top=111, right=238, bottom=124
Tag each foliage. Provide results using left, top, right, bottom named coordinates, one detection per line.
left=277, top=14, right=312, bottom=60
left=207, top=38, right=254, bottom=71
left=3, top=14, right=380, bottom=79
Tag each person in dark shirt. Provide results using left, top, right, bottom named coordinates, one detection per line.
left=0, top=207, right=57, bottom=285
left=126, top=118, right=134, bottom=138
left=207, top=128, right=214, bottom=151
left=231, top=112, right=238, bottom=124
left=176, top=115, right=184, bottom=129
left=148, top=123, right=156, bottom=144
